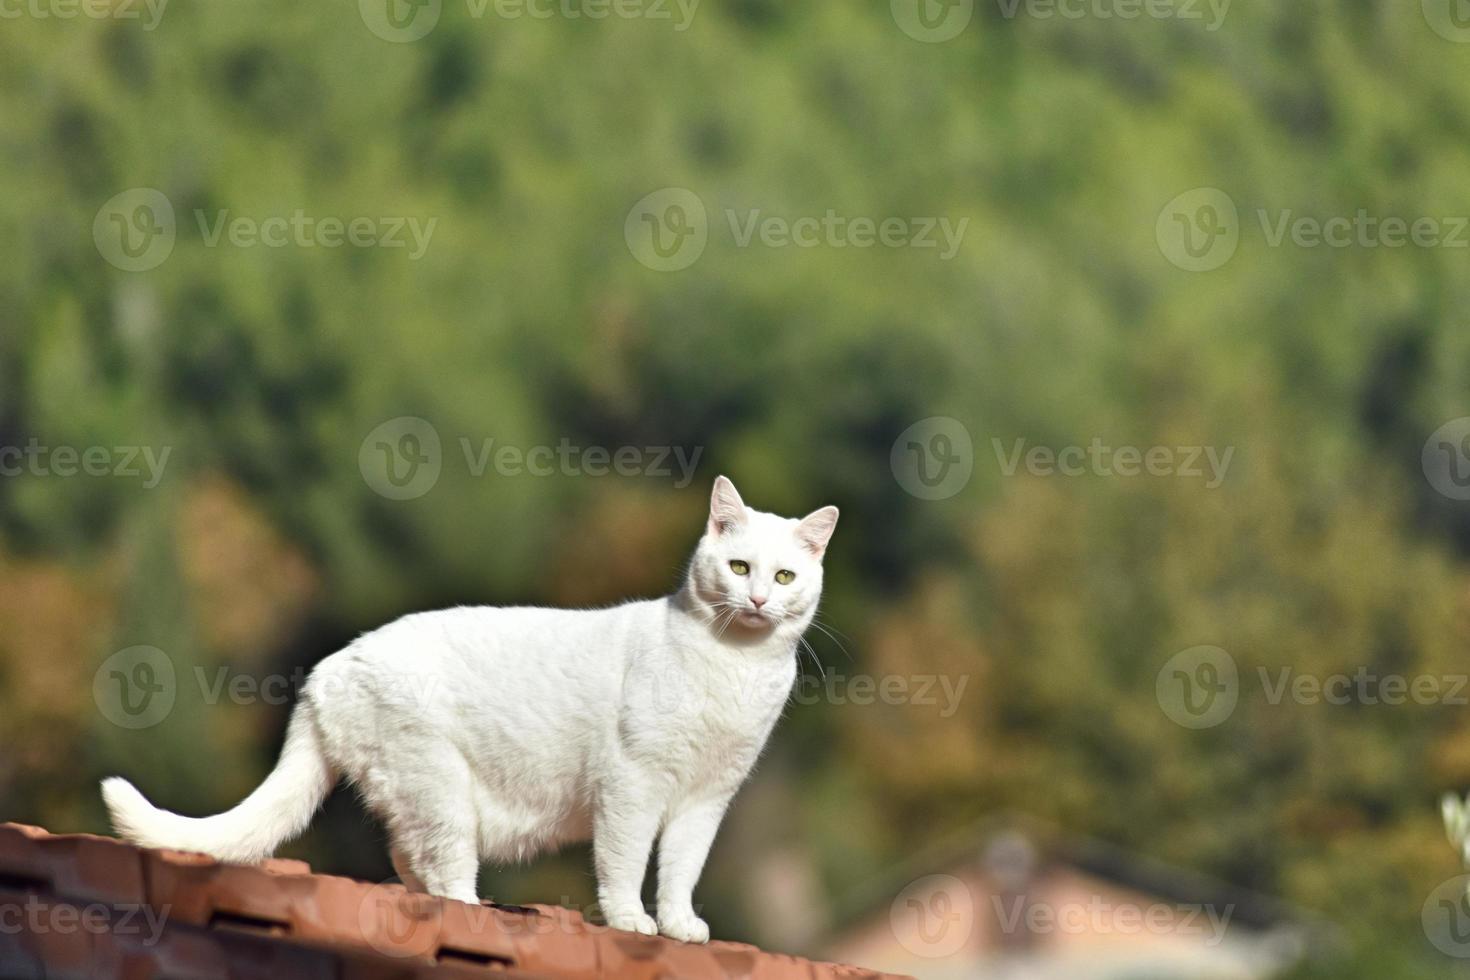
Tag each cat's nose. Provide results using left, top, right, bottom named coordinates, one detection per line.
left=750, top=596, right=767, bottom=609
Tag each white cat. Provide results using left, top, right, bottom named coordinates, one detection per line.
left=101, top=476, right=837, bottom=944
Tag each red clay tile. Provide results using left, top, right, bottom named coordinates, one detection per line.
left=95, top=921, right=339, bottom=980
left=4, top=824, right=49, bottom=839
left=0, top=887, right=96, bottom=979
left=1, top=825, right=909, bottom=979
left=596, top=928, right=766, bottom=979
left=708, top=942, right=815, bottom=980
left=0, top=823, right=146, bottom=907
left=91, top=917, right=550, bottom=979
left=434, top=894, right=524, bottom=967
left=142, top=848, right=452, bottom=957
left=263, top=857, right=314, bottom=876
left=494, top=905, right=601, bottom=977
left=809, top=962, right=887, bottom=979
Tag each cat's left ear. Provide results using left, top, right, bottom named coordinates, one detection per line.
left=795, top=506, right=839, bottom=558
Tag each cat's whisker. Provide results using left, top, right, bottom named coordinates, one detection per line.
left=704, top=600, right=745, bottom=640
left=806, top=619, right=854, bottom=663
left=811, top=616, right=856, bottom=646
left=711, top=604, right=741, bottom=642
left=796, top=635, right=826, bottom=681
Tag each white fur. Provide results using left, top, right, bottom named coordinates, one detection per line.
left=101, top=476, right=837, bottom=944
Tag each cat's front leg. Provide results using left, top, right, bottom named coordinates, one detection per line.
left=593, top=773, right=663, bottom=936
left=655, top=794, right=732, bottom=944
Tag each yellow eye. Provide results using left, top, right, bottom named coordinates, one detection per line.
left=775, top=569, right=796, bottom=585
left=729, top=560, right=750, bottom=576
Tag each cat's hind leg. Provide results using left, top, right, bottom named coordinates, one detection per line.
left=391, top=820, right=479, bottom=904
left=390, top=846, right=425, bottom=893
left=377, top=760, right=481, bottom=904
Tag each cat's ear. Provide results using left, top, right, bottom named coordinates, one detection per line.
left=796, top=506, right=839, bottom=558
left=709, top=476, right=749, bottom=536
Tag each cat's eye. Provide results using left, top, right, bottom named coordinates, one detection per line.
left=775, top=569, right=796, bottom=585
left=729, top=560, right=750, bottom=576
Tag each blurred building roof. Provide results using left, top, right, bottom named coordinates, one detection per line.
left=0, top=822, right=908, bottom=979
left=818, top=816, right=1338, bottom=980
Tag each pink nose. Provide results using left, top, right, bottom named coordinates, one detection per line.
left=750, top=597, right=767, bottom=610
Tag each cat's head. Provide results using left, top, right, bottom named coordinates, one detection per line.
left=688, top=475, right=838, bottom=635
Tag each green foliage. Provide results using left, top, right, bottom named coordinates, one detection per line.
left=2, top=0, right=1470, bottom=968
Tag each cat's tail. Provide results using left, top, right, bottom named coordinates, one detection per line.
left=100, top=702, right=336, bottom=864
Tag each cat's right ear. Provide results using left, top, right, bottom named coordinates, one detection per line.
left=709, top=475, right=748, bottom=536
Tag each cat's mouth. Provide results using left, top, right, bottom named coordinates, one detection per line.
left=734, top=608, right=775, bottom=628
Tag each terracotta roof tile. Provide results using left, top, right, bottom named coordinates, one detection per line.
left=0, top=824, right=909, bottom=979
left=0, top=822, right=146, bottom=908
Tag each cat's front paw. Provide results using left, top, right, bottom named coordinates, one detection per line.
left=603, top=907, right=659, bottom=936
left=658, top=908, right=710, bottom=944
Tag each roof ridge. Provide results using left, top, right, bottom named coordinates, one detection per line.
left=0, top=822, right=910, bottom=979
